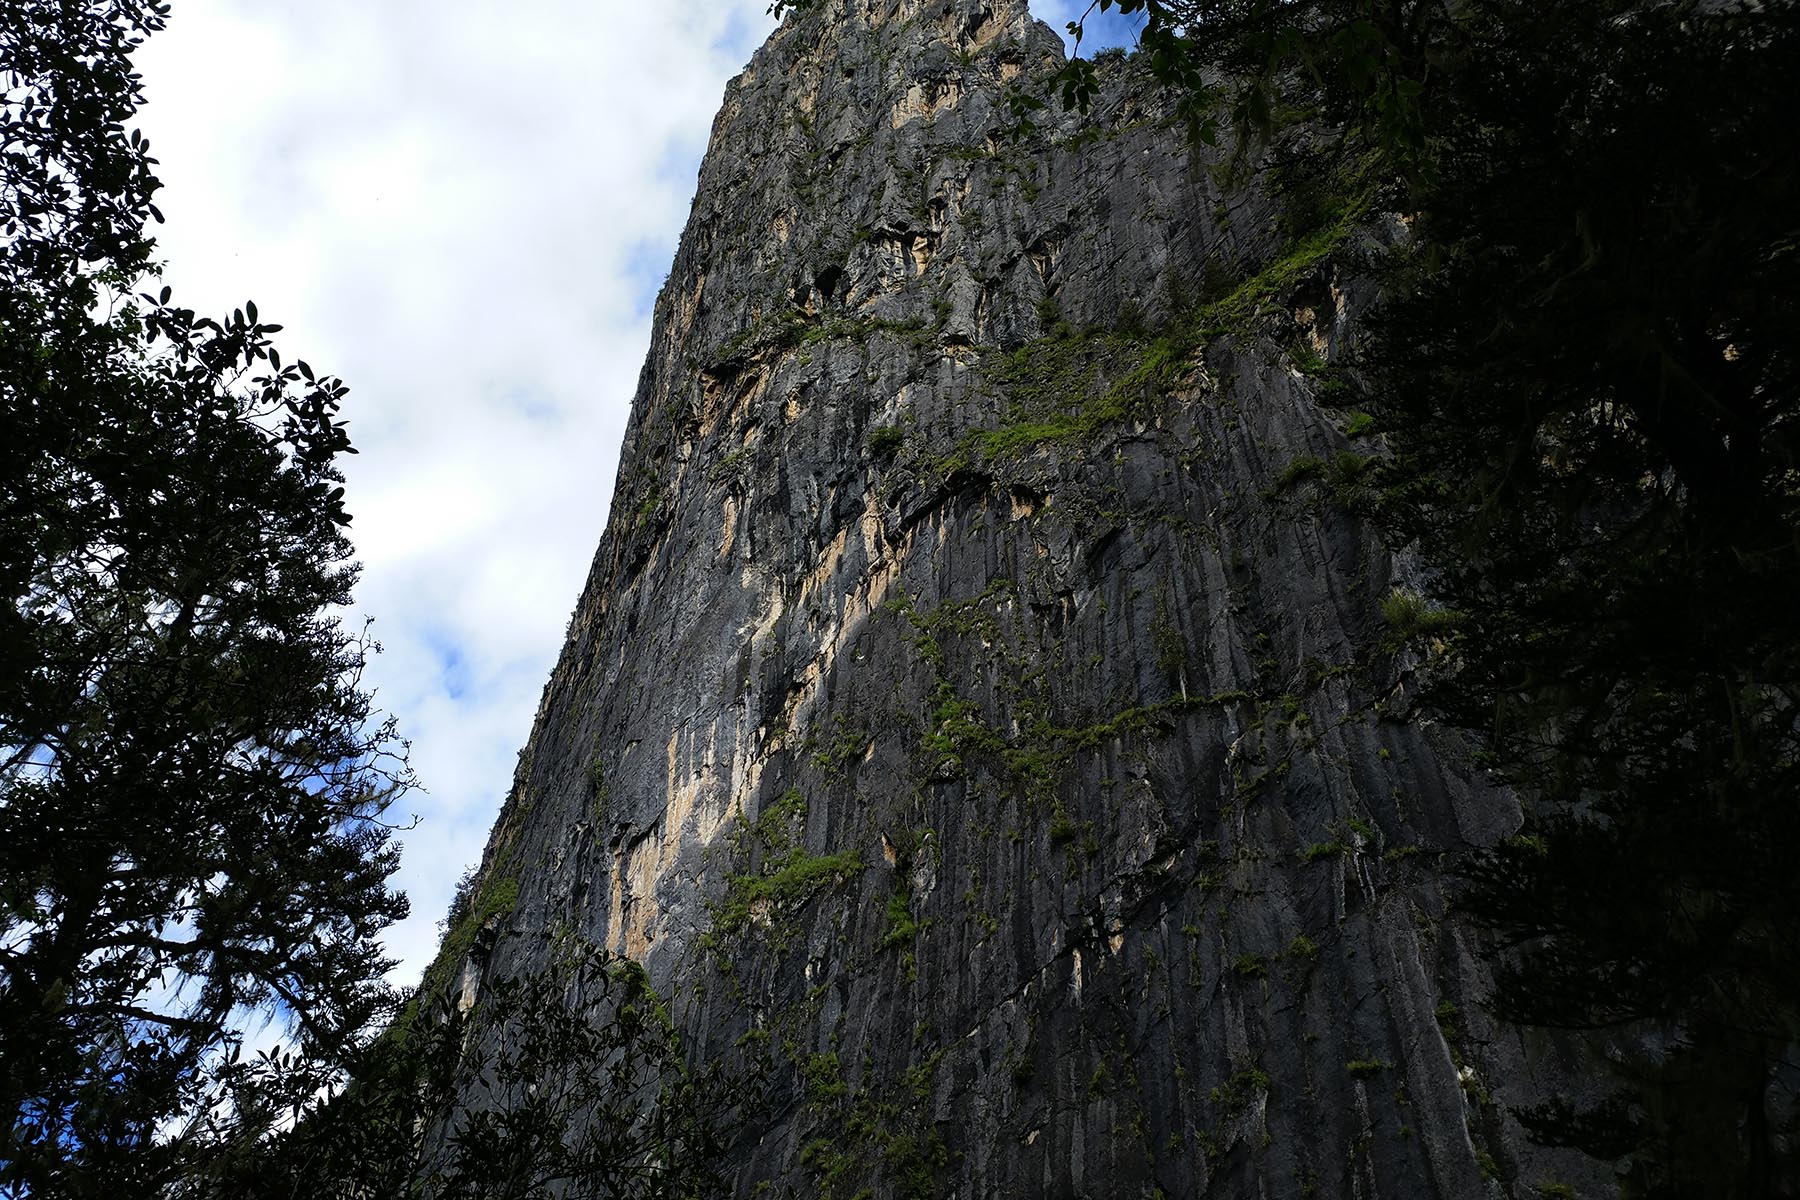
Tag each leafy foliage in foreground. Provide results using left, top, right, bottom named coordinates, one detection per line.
left=0, top=0, right=411, bottom=1191
left=1363, top=7, right=1800, bottom=1195
left=184, top=940, right=759, bottom=1200
left=1037, top=0, right=1800, bottom=1193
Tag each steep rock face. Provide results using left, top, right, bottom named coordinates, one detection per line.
left=455, top=1, right=1579, bottom=1195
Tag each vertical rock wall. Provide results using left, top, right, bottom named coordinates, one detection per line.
left=449, top=1, right=1583, bottom=1194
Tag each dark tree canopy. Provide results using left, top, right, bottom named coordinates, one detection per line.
left=0, top=0, right=412, bottom=1191
left=180, top=941, right=758, bottom=1200
left=1364, top=6, right=1800, bottom=1194
left=1036, top=0, right=1800, bottom=1192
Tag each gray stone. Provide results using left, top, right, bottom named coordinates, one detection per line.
left=445, top=1, right=1593, bottom=1195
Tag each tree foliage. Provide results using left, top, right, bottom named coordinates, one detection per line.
left=1046, top=0, right=1800, bottom=1192
left=0, top=0, right=412, bottom=1191
left=183, top=940, right=758, bottom=1200
left=1363, top=6, right=1800, bottom=1194
left=1052, top=0, right=1442, bottom=167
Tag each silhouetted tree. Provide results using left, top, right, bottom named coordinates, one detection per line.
left=187, top=940, right=757, bottom=1200
left=1037, top=0, right=1800, bottom=1191
left=0, top=1, right=412, bottom=1191
left=1363, top=7, right=1800, bottom=1194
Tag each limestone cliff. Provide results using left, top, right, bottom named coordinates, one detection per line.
left=448, top=1, right=1581, bottom=1194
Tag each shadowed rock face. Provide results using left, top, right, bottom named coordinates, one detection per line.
left=452, top=1, right=1586, bottom=1194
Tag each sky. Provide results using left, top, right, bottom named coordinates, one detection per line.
left=134, top=0, right=1143, bottom=990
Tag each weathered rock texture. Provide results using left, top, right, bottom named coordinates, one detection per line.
left=450, top=1, right=1586, bottom=1195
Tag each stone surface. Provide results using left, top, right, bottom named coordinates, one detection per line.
left=447, top=1, right=1589, bottom=1195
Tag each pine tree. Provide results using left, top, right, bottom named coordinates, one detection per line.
left=0, top=1, right=413, bottom=1190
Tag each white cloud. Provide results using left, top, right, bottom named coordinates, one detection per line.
left=131, top=0, right=1137, bottom=995
left=135, top=1, right=778, bottom=987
